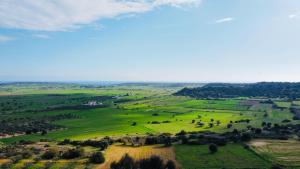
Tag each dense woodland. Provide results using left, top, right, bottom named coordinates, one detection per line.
left=175, top=82, right=300, bottom=99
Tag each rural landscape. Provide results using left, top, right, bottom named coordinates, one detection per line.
left=1, top=0, right=300, bottom=168
left=0, top=82, right=300, bottom=169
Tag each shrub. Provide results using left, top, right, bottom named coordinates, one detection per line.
left=139, top=155, right=164, bottom=169
left=271, top=164, right=283, bottom=169
left=131, top=122, right=137, bottom=126
left=181, top=136, right=189, bottom=144
left=1, top=162, right=12, bottom=169
left=10, top=155, right=23, bottom=163
left=21, top=150, right=33, bottom=159
left=111, top=153, right=135, bottom=169
left=41, top=150, right=57, bottom=160
left=164, top=136, right=172, bottom=147
left=176, top=130, right=187, bottom=136
left=227, top=123, right=233, bottom=128
left=165, top=160, right=176, bottom=169
left=255, top=128, right=262, bottom=134
left=241, top=133, right=252, bottom=142
left=282, top=119, right=291, bottom=123
left=209, top=143, right=218, bottom=154
left=89, top=152, right=105, bottom=164
left=61, top=148, right=84, bottom=159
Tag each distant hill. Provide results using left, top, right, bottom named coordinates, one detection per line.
left=174, top=82, right=300, bottom=99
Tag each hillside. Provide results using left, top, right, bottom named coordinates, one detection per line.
left=174, top=82, right=300, bottom=99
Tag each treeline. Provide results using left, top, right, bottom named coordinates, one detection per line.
left=174, top=82, right=300, bottom=99
left=0, top=113, right=79, bottom=135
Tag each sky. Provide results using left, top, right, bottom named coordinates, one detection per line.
left=0, top=0, right=300, bottom=82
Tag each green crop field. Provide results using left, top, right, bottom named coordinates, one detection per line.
left=175, top=144, right=271, bottom=169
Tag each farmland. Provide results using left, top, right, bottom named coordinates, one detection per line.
left=0, top=82, right=300, bottom=169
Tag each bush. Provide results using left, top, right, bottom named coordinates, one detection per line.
left=176, top=130, right=187, bottom=136
left=165, top=160, right=176, bottom=169
left=111, top=153, right=135, bottom=169
left=255, top=128, right=262, bottom=134
left=164, top=136, right=172, bottom=147
left=21, top=150, right=33, bottom=159
left=271, top=164, right=283, bottom=169
left=10, top=155, right=23, bottom=163
left=139, top=155, right=164, bottom=169
left=1, top=162, right=12, bottom=169
left=227, top=123, right=233, bottom=128
left=61, top=148, right=84, bottom=159
left=209, top=143, right=218, bottom=154
left=41, top=150, right=57, bottom=160
left=241, top=133, right=252, bottom=142
left=89, top=152, right=105, bottom=164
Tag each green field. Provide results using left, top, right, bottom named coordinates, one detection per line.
left=1, top=83, right=300, bottom=169
left=175, top=144, right=271, bottom=169
left=0, top=84, right=297, bottom=144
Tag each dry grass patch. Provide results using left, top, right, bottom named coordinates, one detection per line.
left=0, top=159, right=11, bottom=165
left=97, top=144, right=179, bottom=169
left=249, top=139, right=300, bottom=167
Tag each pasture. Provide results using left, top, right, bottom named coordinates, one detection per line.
left=0, top=84, right=297, bottom=144
left=175, top=144, right=271, bottom=169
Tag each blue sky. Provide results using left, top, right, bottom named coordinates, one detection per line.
left=0, top=0, right=300, bottom=82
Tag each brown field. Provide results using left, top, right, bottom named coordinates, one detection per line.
left=97, top=144, right=179, bottom=169
left=0, top=159, right=11, bottom=165
left=249, top=139, right=300, bottom=167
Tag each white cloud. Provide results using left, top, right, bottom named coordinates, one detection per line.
left=33, top=34, right=51, bottom=39
left=0, top=0, right=201, bottom=31
left=289, top=14, right=297, bottom=19
left=215, top=17, right=235, bottom=23
left=0, top=35, right=14, bottom=42
left=289, top=13, right=300, bottom=19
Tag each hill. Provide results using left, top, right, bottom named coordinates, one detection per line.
left=174, top=82, right=300, bottom=99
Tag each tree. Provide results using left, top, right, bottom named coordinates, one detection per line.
left=255, top=128, right=262, bottom=134
left=61, top=148, right=84, bottom=159
left=139, top=155, right=164, bottom=169
left=112, top=154, right=135, bottom=169
left=164, top=136, right=172, bottom=147
left=41, top=130, right=47, bottom=135
left=165, top=160, right=176, bottom=169
left=209, top=143, right=218, bottom=154
left=41, top=150, right=57, bottom=160
left=241, top=133, right=252, bottom=142
left=89, top=152, right=105, bottom=164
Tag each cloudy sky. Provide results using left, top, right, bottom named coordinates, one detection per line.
left=0, top=0, right=300, bottom=82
